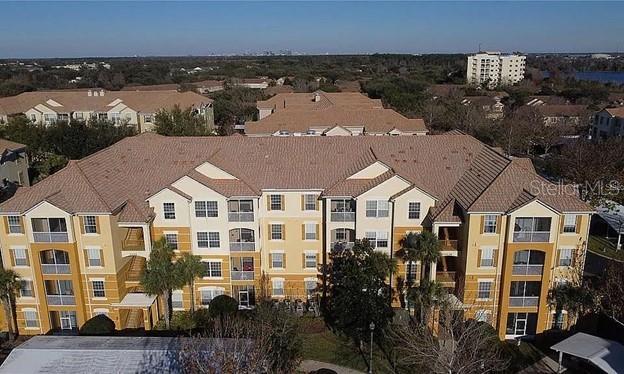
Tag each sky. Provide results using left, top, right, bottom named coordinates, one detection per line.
left=0, top=1, right=622, bottom=58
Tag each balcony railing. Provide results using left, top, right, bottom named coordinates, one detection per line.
left=512, top=264, right=544, bottom=276
left=230, top=242, right=255, bottom=251
left=513, top=232, right=550, bottom=243
left=331, top=241, right=354, bottom=250
left=228, top=212, right=254, bottom=222
left=436, top=271, right=456, bottom=284
left=440, top=240, right=458, bottom=251
left=46, top=295, right=75, bottom=306
left=330, top=212, right=355, bottom=222
left=41, top=264, right=70, bottom=274
left=33, top=232, right=69, bottom=243
left=509, top=296, right=539, bottom=307
left=231, top=271, right=254, bottom=281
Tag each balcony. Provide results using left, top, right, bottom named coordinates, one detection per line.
left=512, top=264, right=544, bottom=276
left=46, top=295, right=75, bottom=306
left=331, top=241, right=354, bottom=250
left=33, top=232, right=69, bottom=243
left=41, top=264, right=70, bottom=274
left=513, top=232, right=550, bottom=243
left=509, top=296, right=539, bottom=307
left=330, top=212, right=355, bottom=222
left=122, top=227, right=145, bottom=251
left=230, top=242, right=255, bottom=252
left=228, top=212, right=254, bottom=222
left=436, top=271, right=456, bottom=284
left=440, top=240, right=458, bottom=251
left=231, top=271, right=254, bottom=281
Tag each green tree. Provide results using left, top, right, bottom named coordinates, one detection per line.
left=325, top=239, right=396, bottom=344
left=547, top=283, right=595, bottom=329
left=398, top=231, right=441, bottom=282
left=174, top=253, right=204, bottom=313
left=407, top=279, right=445, bottom=324
left=140, top=236, right=182, bottom=329
left=0, top=268, right=20, bottom=341
left=397, top=232, right=421, bottom=286
left=154, top=105, right=210, bottom=136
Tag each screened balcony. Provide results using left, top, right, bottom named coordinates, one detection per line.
left=330, top=199, right=356, bottom=222
left=229, top=228, right=255, bottom=251
left=40, top=249, right=70, bottom=274
left=512, top=250, right=545, bottom=276
left=45, top=279, right=75, bottom=306
left=437, top=226, right=459, bottom=251
left=231, top=257, right=254, bottom=280
left=513, top=217, right=551, bottom=243
left=228, top=200, right=254, bottom=222
left=32, top=218, right=68, bottom=243
left=509, top=281, right=541, bottom=307
left=330, top=228, right=355, bottom=250
left=122, top=227, right=145, bottom=251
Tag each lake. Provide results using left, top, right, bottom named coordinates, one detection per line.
left=575, top=71, right=624, bottom=85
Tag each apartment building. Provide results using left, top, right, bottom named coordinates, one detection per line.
left=467, top=52, right=526, bottom=87
left=245, top=91, right=427, bottom=136
left=0, top=139, right=29, bottom=188
left=0, top=133, right=590, bottom=339
left=591, top=107, right=624, bottom=140
left=0, top=89, right=214, bottom=133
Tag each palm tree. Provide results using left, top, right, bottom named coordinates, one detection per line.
left=140, top=237, right=182, bottom=329
left=407, top=279, right=445, bottom=324
left=547, top=283, right=595, bottom=329
left=397, top=232, right=420, bottom=286
left=415, top=231, right=442, bottom=282
left=0, top=268, right=20, bottom=341
left=175, top=253, right=204, bottom=314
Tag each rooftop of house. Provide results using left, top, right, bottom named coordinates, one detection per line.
left=604, top=106, right=624, bottom=118
left=0, top=89, right=213, bottom=116
left=0, top=132, right=591, bottom=223
left=0, top=138, right=26, bottom=153
left=246, top=90, right=426, bottom=135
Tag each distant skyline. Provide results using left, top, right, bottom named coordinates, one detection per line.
left=0, top=1, right=623, bottom=58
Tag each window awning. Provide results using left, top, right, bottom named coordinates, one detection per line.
left=111, top=293, right=156, bottom=308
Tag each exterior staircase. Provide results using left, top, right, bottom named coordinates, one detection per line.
left=125, top=256, right=146, bottom=286
left=125, top=309, right=143, bottom=329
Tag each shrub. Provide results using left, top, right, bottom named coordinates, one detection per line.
left=208, top=295, right=238, bottom=319
left=79, top=314, right=115, bottom=336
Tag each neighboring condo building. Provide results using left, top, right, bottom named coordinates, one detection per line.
left=244, top=91, right=427, bottom=136
left=0, top=133, right=590, bottom=339
left=0, top=139, right=29, bottom=188
left=590, top=107, right=624, bottom=140
left=467, top=52, right=526, bottom=87
left=0, top=89, right=214, bottom=133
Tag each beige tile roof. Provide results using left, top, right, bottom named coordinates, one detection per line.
left=0, top=90, right=212, bottom=115
left=0, top=138, right=26, bottom=153
left=0, top=133, right=591, bottom=221
left=248, top=91, right=427, bottom=135
left=605, top=107, right=624, bottom=117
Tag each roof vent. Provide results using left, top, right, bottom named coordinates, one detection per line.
left=99, top=89, right=105, bottom=96
left=87, top=90, right=92, bottom=97
left=313, top=93, right=320, bottom=102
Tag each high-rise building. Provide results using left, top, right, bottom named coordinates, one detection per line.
left=467, top=52, right=526, bottom=87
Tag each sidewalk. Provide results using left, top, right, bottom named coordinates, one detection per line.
left=299, top=359, right=366, bottom=374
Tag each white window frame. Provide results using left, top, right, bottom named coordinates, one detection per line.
left=303, top=194, right=317, bottom=211
left=408, top=202, right=421, bottom=220
left=199, top=287, right=224, bottom=306
left=271, top=224, right=283, bottom=240
left=197, top=232, right=209, bottom=248
left=208, top=232, right=220, bottom=248
left=91, top=279, right=106, bottom=298
left=558, top=248, right=573, bottom=267
left=203, top=261, right=222, bottom=278
left=304, top=223, right=317, bottom=240
left=365, top=200, right=389, bottom=218
left=304, top=252, right=317, bottom=269
left=272, top=278, right=285, bottom=297
left=172, top=290, right=184, bottom=310
left=271, top=252, right=285, bottom=269
left=164, top=233, right=178, bottom=250
left=19, top=279, right=34, bottom=298
left=563, top=214, right=577, bottom=233
left=23, top=309, right=39, bottom=329
left=477, top=280, right=493, bottom=300
left=483, top=215, right=497, bottom=234
left=7, top=216, right=22, bottom=234
left=12, top=247, right=28, bottom=267
left=86, top=247, right=102, bottom=267
left=83, top=216, right=97, bottom=234
left=480, top=247, right=495, bottom=268
left=195, top=201, right=218, bottom=218
left=163, top=202, right=176, bottom=219
left=269, top=195, right=282, bottom=211
left=365, top=231, right=389, bottom=248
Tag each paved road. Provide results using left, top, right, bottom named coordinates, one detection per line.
left=299, top=359, right=366, bottom=374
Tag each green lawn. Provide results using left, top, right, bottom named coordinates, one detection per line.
left=588, top=235, right=624, bottom=261
left=300, top=319, right=396, bottom=373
